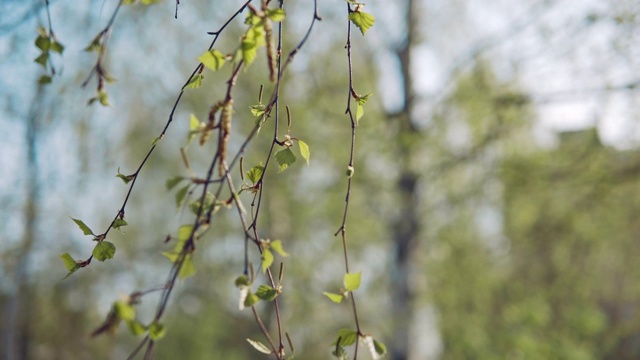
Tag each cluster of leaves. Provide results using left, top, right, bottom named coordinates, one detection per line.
left=34, top=26, right=64, bottom=84
left=91, top=294, right=165, bottom=341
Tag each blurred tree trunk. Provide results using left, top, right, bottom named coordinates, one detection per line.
left=2, top=84, right=45, bottom=360
left=389, top=0, right=420, bottom=359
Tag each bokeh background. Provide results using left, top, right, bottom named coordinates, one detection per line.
left=2, top=0, right=640, bottom=359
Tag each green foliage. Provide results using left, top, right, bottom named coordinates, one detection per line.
left=59, top=253, right=80, bottom=278
left=261, top=248, right=274, bottom=273
left=149, top=321, right=166, bottom=340
left=275, top=148, right=297, bottom=172
left=332, top=328, right=358, bottom=346
left=298, top=140, right=310, bottom=165
left=87, top=90, right=110, bottom=106
left=185, top=74, right=204, bottom=89
left=174, top=184, right=190, bottom=208
left=348, top=9, right=375, bottom=36
left=70, top=217, right=94, bottom=235
left=323, top=292, right=344, bottom=304
left=116, top=167, right=135, bottom=184
left=113, top=218, right=128, bottom=230
left=255, top=285, right=279, bottom=301
left=93, top=241, right=116, bottom=262
left=246, top=164, right=264, bottom=184
left=343, top=272, right=361, bottom=291
left=354, top=92, right=371, bottom=124
left=198, top=49, right=227, bottom=71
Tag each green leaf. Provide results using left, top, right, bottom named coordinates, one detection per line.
left=266, top=8, right=286, bottom=22
left=332, top=328, right=358, bottom=346
left=255, top=285, right=278, bottom=301
left=270, top=240, right=289, bottom=257
left=116, top=167, right=135, bottom=184
left=35, top=35, right=51, bottom=51
left=274, top=148, right=296, bottom=172
left=113, top=218, right=128, bottom=230
left=261, top=248, right=274, bottom=273
left=38, top=75, right=52, bottom=84
left=246, top=165, right=264, bottom=184
left=247, top=338, right=272, bottom=354
left=34, top=52, right=49, bottom=68
left=162, top=251, right=179, bottom=263
left=188, top=113, right=201, bottom=144
left=244, top=291, right=259, bottom=308
left=349, top=10, right=376, bottom=36
left=177, top=224, right=193, bottom=242
left=323, top=292, right=344, bottom=303
left=166, top=176, right=185, bottom=190
left=298, top=140, right=310, bottom=165
left=250, top=104, right=266, bottom=117
left=175, top=184, right=190, bottom=208
left=373, top=339, right=387, bottom=356
left=354, top=93, right=371, bottom=124
left=235, top=274, right=251, bottom=287
left=50, top=41, right=65, bottom=54
left=149, top=321, right=166, bottom=340
left=344, top=272, right=362, bottom=291
left=84, top=36, right=102, bottom=53
left=241, top=39, right=259, bottom=65
left=179, top=255, right=196, bottom=279
left=59, top=253, right=80, bottom=278
left=141, top=0, right=163, bottom=4
left=114, top=301, right=135, bottom=321
left=126, top=320, right=147, bottom=336
left=198, top=49, right=226, bottom=71
left=151, top=136, right=161, bottom=147
left=93, top=241, right=116, bottom=262
left=71, top=217, right=94, bottom=235
left=185, top=74, right=204, bottom=89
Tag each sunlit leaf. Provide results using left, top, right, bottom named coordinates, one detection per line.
left=177, top=224, right=193, bottom=242
left=35, top=35, right=50, bottom=51
left=198, top=49, right=226, bottom=71
left=59, top=253, right=80, bottom=278
left=247, top=338, right=272, bottom=354
left=241, top=39, right=258, bottom=65
left=50, top=41, right=64, bottom=54
left=275, top=148, right=296, bottom=172
left=261, top=248, right=274, bottom=273
left=185, top=74, right=204, bottom=89
left=126, top=320, right=147, bottom=336
left=93, top=241, right=116, bottom=262
left=349, top=10, right=375, bottom=36
left=116, top=167, right=135, bottom=184
left=266, top=9, right=286, bottom=22
left=114, top=301, right=135, bottom=321
left=166, top=176, right=185, bottom=190
left=270, top=240, right=289, bottom=257
left=343, top=272, right=361, bottom=291
left=34, top=52, right=49, bottom=68
left=235, top=274, right=251, bottom=287
left=244, top=291, right=259, bottom=308
left=113, top=218, right=128, bottom=230
left=298, top=140, right=310, bottom=165
left=179, top=254, right=196, bottom=279
left=323, top=292, right=344, bottom=303
left=38, top=75, right=52, bottom=84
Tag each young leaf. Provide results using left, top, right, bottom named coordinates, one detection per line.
left=332, top=328, right=358, bottom=346
left=244, top=291, right=259, bottom=308
left=198, top=49, right=226, bottom=71
left=250, top=104, right=266, bottom=117
left=298, top=140, right=310, bottom=165
left=179, top=255, right=196, bottom=279
left=35, top=35, right=51, bottom=51
left=126, top=320, right=147, bottom=336
left=241, top=39, right=259, bottom=65
left=71, top=217, right=94, bottom=236
left=343, top=272, right=361, bottom=291
left=50, top=41, right=65, bottom=54
left=255, top=285, right=278, bottom=301
left=97, top=90, right=109, bottom=107
left=261, top=248, right=274, bottom=273
left=113, top=218, right=128, bottom=230
left=323, top=292, right=344, bottom=304
left=59, top=253, right=80, bottom=278
left=175, top=184, right=190, bottom=208
left=38, top=75, right=52, bottom=84
left=93, top=241, right=116, bottom=262
left=116, top=167, right=135, bottom=184
left=354, top=93, right=371, bottom=124
left=246, top=165, right=264, bottom=184
left=373, top=339, right=387, bottom=357
left=114, top=301, right=136, bottom=321
left=34, top=52, right=49, bottom=68
left=266, top=8, right=286, bottom=22
left=270, top=240, right=289, bottom=257
left=177, top=224, right=194, bottom=242
left=247, top=338, right=272, bottom=354
left=166, top=176, right=185, bottom=190
left=235, top=274, right=251, bottom=287
left=185, top=74, right=204, bottom=89
left=349, top=11, right=376, bottom=36
left=275, top=148, right=296, bottom=172
left=149, top=321, right=166, bottom=340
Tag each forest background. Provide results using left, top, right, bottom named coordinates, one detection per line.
left=2, top=0, right=640, bottom=359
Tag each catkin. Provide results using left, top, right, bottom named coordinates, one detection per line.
left=218, top=99, right=233, bottom=176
